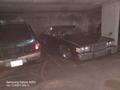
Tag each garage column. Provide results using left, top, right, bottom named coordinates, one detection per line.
left=101, top=2, right=119, bottom=46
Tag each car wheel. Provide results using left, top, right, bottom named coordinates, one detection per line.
left=59, top=45, right=73, bottom=60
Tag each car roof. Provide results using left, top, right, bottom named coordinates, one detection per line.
left=50, top=25, right=76, bottom=31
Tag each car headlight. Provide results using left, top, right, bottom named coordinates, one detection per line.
left=84, top=46, right=90, bottom=52
left=81, top=47, right=85, bottom=51
left=76, top=46, right=90, bottom=53
left=106, top=41, right=112, bottom=46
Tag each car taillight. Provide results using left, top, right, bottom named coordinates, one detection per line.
left=34, top=42, right=41, bottom=51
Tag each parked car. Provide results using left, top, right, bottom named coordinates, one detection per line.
left=39, top=25, right=116, bottom=61
left=0, top=20, right=41, bottom=67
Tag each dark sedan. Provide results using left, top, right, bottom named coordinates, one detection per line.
left=39, top=25, right=116, bottom=61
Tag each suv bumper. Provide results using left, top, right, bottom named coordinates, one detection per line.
left=0, top=52, right=41, bottom=67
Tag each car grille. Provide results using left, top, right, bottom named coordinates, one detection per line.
left=0, top=44, right=33, bottom=60
left=92, top=42, right=107, bottom=51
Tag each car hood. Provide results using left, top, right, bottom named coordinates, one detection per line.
left=63, top=34, right=114, bottom=47
left=63, top=34, right=101, bottom=46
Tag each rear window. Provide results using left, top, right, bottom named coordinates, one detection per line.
left=50, top=26, right=81, bottom=37
left=0, top=24, right=32, bottom=43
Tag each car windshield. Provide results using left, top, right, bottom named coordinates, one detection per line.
left=50, top=26, right=81, bottom=37
left=0, top=24, right=32, bottom=43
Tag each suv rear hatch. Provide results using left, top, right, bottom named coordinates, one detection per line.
left=0, top=24, right=40, bottom=60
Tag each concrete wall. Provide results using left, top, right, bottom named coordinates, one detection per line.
left=102, top=2, right=119, bottom=45
left=0, top=8, right=101, bottom=35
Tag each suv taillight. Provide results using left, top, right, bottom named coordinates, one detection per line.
left=33, top=42, right=41, bottom=51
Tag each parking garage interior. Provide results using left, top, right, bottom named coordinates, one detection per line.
left=0, top=0, right=120, bottom=90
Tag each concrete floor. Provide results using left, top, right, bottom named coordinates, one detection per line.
left=0, top=52, right=120, bottom=90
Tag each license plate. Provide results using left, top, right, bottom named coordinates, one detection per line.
left=10, top=60, right=23, bottom=68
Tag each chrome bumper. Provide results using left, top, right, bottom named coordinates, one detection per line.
left=0, top=52, right=41, bottom=67
left=78, top=46, right=117, bottom=61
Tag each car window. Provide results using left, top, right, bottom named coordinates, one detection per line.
left=0, top=24, right=32, bottom=43
left=50, top=26, right=81, bottom=37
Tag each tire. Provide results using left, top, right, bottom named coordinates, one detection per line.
left=59, top=45, right=73, bottom=60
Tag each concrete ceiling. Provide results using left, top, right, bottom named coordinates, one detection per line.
left=0, top=0, right=119, bottom=13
